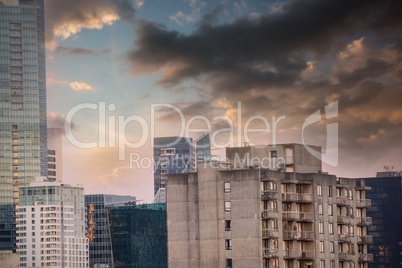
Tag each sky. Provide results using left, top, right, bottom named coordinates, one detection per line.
left=44, top=0, right=402, bottom=202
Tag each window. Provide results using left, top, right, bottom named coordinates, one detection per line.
left=330, top=260, right=335, bottom=268
left=320, top=260, right=325, bottom=268
left=224, top=182, right=231, bottom=193
left=319, top=203, right=323, bottom=215
left=317, top=185, right=322, bottom=196
left=225, top=220, right=231, bottom=231
left=32, top=220, right=35, bottom=224
left=329, top=223, right=334, bottom=234
left=270, top=151, right=277, bottom=158
left=320, top=241, right=324, bottom=253
left=328, top=204, right=333, bottom=216
left=31, top=208, right=35, bottom=212
left=349, top=207, right=353, bottom=217
left=226, top=259, right=232, bottom=268
left=330, top=241, right=335, bottom=253
left=348, top=189, right=353, bottom=200
left=224, top=201, right=231, bottom=212
left=225, top=239, right=232, bottom=250
left=328, top=186, right=333, bottom=197
left=350, top=226, right=354, bottom=237
left=319, top=222, right=324, bottom=234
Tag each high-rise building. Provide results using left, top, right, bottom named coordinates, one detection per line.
left=85, top=194, right=136, bottom=268
left=153, top=137, right=196, bottom=196
left=47, top=128, right=63, bottom=182
left=166, top=144, right=373, bottom=268
left=108, top=203, right=167, bottom=268
left=16, top=177, right=88, bottom=267
left=153, top=135, right=212, bottom=198
left=365, top=171, right=402, bottom=268
left=0, top=0, right=47, bottom=251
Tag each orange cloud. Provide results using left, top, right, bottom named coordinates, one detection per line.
left=69, top=81, right=94, bottom=91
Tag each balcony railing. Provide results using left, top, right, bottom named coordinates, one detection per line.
left=337, top=215, right=351, bottom=225
left=261, top=190, right=278, bottom=200
left=262, top=209, right=279, bottom=219
left=283, top=250, right=315, bottom=259
left=282, top=211, right=314, bottom=222
left=357, top=235, right=373, bottom=244
left=358, top=253, right=374, bottom=262
left=339, top=252, right=355, bottom=261
left=356, top=217, right=372, bottom=226
left=263, top=248, right=279, bottom=258
left=262, top=229, right=279, bottom=238
left=296, top=193, right=313, bottom=203
left=356, top=199, right=371, bottom=208
left=338, top=233, right=351, bottom=242
left=336, top=196, right=349, bottom=206
left=283, top=230, right=315, bottom=241
left=282, top=192, right=297, bottom=202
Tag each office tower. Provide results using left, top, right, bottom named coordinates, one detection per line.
left=195, top=134, right=212, bottom=162
left=85, top=194, right=136, bottom=268
left=47, top=128, right=63, bottom=182
left=153, top=135, right=212, bottom=198
left=153, top=137, right=196, bottom=196
left=0, top=0, right=47, bottom=251
left=365, top=171, right=402, bottom=268
left=166, top=144, right=373, bottom=268
left=16, top=177, right=88, bottom=267
left=108, top=203, right=167, bottom=268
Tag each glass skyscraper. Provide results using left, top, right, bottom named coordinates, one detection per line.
left=365, top=172, right=402, bottom=268
left=85, top=194, right=136, bottom=268
left=0, top=0, right=47, bottom=251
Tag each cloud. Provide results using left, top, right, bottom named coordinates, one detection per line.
left=54, top=46, right=111, bottom=56
left=47, top=76, right=67, bottom=86
left=125, top=0, right=402, bottom=175
left=45, top=0, right=135, bottom=49
left=69, top=81, right=94, bottom=91
left=134, top=0, right=145, bottom=8
left=47, top=112, right=76, bottom=130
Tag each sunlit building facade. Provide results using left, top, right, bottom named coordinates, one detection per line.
left=16, top=177, right=88, bottom=267
left=0, top=0, right=47, bottom=251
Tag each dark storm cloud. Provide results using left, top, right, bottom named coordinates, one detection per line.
left=127, top=0, right=402, bottom=95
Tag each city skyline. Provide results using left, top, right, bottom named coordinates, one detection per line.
left=42, top=0, right=402, bottom=203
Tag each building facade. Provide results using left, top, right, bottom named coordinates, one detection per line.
left=108, top=203, right=167, bottom=268
left=0, top=0, right=47, bottom=251
left=166, top=144, right=373, bottom=268
left=365, top=172, right=402, bottom=268
left=16, top=177, right=88, bottom=267
left=47, top=128, right=63, bottom=182
left=153, top=137, right=196, bottom=196
left=84, top=194, right=136, bottom=268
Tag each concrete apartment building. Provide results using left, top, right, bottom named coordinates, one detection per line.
left=166, top=144, right=373, bottom=268
left=16, top=177, right=88, bottom=267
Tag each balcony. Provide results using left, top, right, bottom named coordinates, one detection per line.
left=262, top=209, right=279, bottom=219
left=358, top=253, right=374, bottom=263
left=283, top=230, right=314, bottom=241
left=338, top=233, right=351, bottom=243
left=357, top=235, right=373, bottom=244
left=356, top=217, right=372, bottom=226
left=356, top=199, right=371, bottom=208
left=337, top=215, right=351, bottom=225
left=336, top=196, right=349, bottom=206
left=282, top=211, right=313, bottom=222
left=282, top=192, right=297, bottom=202
left=283, top=250, right=314, bottom=259
left=263, top=248, right=279, bottom=258
left=262, top=229, right=279, bottom=239
left=296, top=193, right=313, bottom=203
left=339, top=252, right=355, bottom=261
left=261, top=190, right=278, bottom=200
